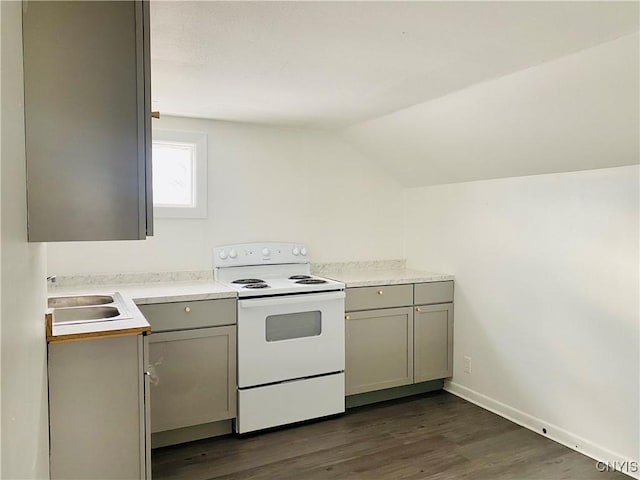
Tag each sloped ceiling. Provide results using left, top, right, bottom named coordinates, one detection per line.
left=344, top=33, right=640, bottom=187
left=151, top=1, right=639, bottom=186
left=151, top=1, right=639, bottom=128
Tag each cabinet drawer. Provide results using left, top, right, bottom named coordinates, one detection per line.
left=414, top=281, right=454, bottom=305
left=346, top=284, right=413, bottom=311
left=138, top=299, right=236, bottom=332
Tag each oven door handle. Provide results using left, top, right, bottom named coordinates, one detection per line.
left=238, top=291, right=345, bottom=309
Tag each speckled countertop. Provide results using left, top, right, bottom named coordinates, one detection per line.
left=47, top=280, right=237, bottom=342
left=323, top=268, right=454, bottom=288
left=49, top=263, right=452, bottom=297
left=50, top=280, right=237, bottom=305
left=46, top=263, right=452, bottom=340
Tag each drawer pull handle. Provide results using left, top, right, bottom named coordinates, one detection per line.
left=416, top=307, right=422, bottom=313
left=184, top=306, right=191, bottom=313
left=377, top=290, right=384, bottom=295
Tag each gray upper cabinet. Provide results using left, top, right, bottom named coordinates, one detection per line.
left=23, top=0, right=153, bottom=241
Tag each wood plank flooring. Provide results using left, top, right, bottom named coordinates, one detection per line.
left=152, top=391, right=626, bottom=480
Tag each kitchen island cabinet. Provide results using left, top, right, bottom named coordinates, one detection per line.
left=23, top=0, right=153, bottom=241
left=48, top=334, right=150, bottom=479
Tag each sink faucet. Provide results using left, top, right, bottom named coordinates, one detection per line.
left=47, top=275, right=57, bottom=284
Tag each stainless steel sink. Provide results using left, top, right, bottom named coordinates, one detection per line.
left=48, top=295, right=114, bottom=309
left=49, top=291, right=133, bottom=327
left=53, top=306, right=121, bottom=325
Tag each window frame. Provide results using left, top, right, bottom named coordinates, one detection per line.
left=151, top=129, right=208, bottom=219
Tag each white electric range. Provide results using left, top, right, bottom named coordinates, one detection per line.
left=214, top=242, right=346, bottom=433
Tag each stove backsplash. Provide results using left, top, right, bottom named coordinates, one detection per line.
left=310, top=259, right=406, bottom=275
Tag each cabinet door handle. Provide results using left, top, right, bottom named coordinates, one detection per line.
left=416, top=307, right=422, bottom=313
left=145, top=367, right=159, bottom=386
left=151, top=111, right=160, bottom=119
left=345, top=314, right=350, bottom=320
left=377, top=290, right=384, bottom=295
left=184, top=306, right=191, bottom=313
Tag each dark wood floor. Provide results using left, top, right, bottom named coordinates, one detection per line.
left=152, top=391, right=625, bottom=480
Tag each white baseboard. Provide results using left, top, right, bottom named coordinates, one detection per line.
left=444, top=381, right=639, bottom=479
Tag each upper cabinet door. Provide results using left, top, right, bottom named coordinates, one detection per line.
left=23, top=0, right=153, bottom=241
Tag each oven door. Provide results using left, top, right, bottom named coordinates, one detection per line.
left=237, top=291, right=345, bottom=388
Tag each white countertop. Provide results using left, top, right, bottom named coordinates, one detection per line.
left=48, top=281, right=237, bottom=341
left=324, top=268, right=454, bottom=288
left=50, top=280, right=237, bottom=305
left=50, top=292, right=151, bottom=339
left=47, top=270, right=452, bottom=339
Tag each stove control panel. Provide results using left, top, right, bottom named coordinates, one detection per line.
left=214, top=242, right=309, bottom=267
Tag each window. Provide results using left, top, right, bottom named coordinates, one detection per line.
left=152, top=130, right=207, bottom=218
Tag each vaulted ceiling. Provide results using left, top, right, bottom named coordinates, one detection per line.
left=151, top=1, right=639, bottom=185
left=345, top=32, right=639, bottom=186
left=151, top=1, right=638, bottom=128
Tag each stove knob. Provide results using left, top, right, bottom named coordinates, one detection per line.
left=262, top=248, right=271, bottom=257
left=218, top=250, right=228, bottom=260
left=300, top=247, right=307, bottom=256
left=229, top=249, right=238, bottom=259
left=292, top=247, right=300, bottom=256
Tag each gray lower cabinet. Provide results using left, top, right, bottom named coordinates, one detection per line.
left=414, top=303, right=454, bottom=382
left=48, top=334, right=150, bottom=480
left=23, top=0, right=153, bottom=241
left=148, top=326, right=237, bottom=433
left=137, top=299, right=237, bottom=446
left=345, top=307, right=414, bottom=395
left=345, top=281, right=455, bottom=397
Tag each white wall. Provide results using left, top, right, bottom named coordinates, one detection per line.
left=0, top=1, right=4, bottom=470
left=47, top=116, right=405, bottom=275
left=0, top=2, right=3, bottom=470
left=0, top=2, right=49, bottom=478
left=345, top=33, right=639, bottom=187
left=405, top=165, right=639, bottom=467
left=43, top=20, right=638, bottom=476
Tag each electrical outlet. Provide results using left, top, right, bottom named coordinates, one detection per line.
left=463, top=355, right=472, bottom=374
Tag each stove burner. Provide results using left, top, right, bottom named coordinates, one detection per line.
left=232, top=278, right=265, bottom=285
left=295, top=278, right=328, bottom=285
left=243, top=283, right=270, bottom=289
left=289, top=275, right=312, bottom=280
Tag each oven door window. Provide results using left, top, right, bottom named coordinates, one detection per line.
left=265, top=311, right=322, bottom=342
